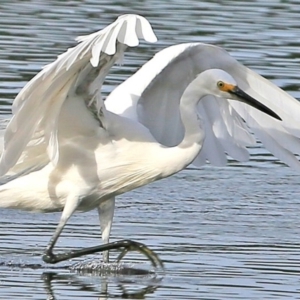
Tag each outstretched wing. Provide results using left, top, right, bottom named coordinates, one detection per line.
left=0, top=14, right=157, bottom=176
left=106, top=43, right=300, bottom=169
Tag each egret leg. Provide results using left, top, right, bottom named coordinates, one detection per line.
left=97, top=197, right=115, bottom=263
left=41, top=197, right=163, bottom=269
left=44, top=238, right=164, bottom=269
left=42, top=194, right=80, bottom=264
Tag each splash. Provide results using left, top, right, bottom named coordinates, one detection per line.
left=70, top=259, right=154, bottom=276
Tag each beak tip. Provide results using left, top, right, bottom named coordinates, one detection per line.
left=232, top=87, right=282, bottom=122
left=269, top=109, right=282, bottom=121
left=264, top=109, right=282, bottom=121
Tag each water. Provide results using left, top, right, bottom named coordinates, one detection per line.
left=1, top=0, right=300, bottom=299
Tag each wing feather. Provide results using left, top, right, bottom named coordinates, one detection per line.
left=0, top=14, right=157, bottom=176
left=107, top=42, right=300, bottom=169
left=197, top=97, right=228, bottom=166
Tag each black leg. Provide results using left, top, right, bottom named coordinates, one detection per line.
left=42, top=239, right=164, bottom=270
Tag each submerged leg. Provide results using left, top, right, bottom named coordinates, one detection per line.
left=97, top=197, right=115, bottom=263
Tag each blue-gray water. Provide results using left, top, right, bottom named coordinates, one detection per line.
left=1, top=0, right=300, bottom=299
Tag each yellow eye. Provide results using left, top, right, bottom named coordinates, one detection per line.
left=217, top=81, right=224, bottom=89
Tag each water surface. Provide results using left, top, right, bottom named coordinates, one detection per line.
left=1, top=0, right=300, bottom=299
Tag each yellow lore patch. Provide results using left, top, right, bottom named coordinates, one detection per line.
left=218, top=82, right=236, bottom=92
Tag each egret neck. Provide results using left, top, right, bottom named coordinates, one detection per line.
left=159, top=76, right=206, bottom=177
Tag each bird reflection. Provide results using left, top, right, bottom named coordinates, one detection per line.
left=42, top=271, right=162, bottom=300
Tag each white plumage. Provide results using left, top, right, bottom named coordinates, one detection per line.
left=0, top=14, right=299, bottom=265
left=106, top=43, right=300, bottom=169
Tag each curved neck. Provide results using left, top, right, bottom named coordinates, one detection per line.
left=160, top=80, right=206, bottom=177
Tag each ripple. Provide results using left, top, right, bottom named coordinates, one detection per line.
left=1, top=0, right=300, bottom=299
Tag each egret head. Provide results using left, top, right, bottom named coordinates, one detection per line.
left=201, top=69, right=281, bottom=121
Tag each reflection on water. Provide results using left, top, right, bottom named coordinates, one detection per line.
left=0, top=266, right=161, bottom=299
left=1, top=0, right=300, bottom=299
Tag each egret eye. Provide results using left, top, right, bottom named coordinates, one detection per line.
left=217, top=81, right=224, bottom=89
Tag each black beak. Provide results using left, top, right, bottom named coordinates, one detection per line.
left=230, top=86, right=281, bottom=121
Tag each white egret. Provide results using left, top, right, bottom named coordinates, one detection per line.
left=1, top=14, right=300, bottom=267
